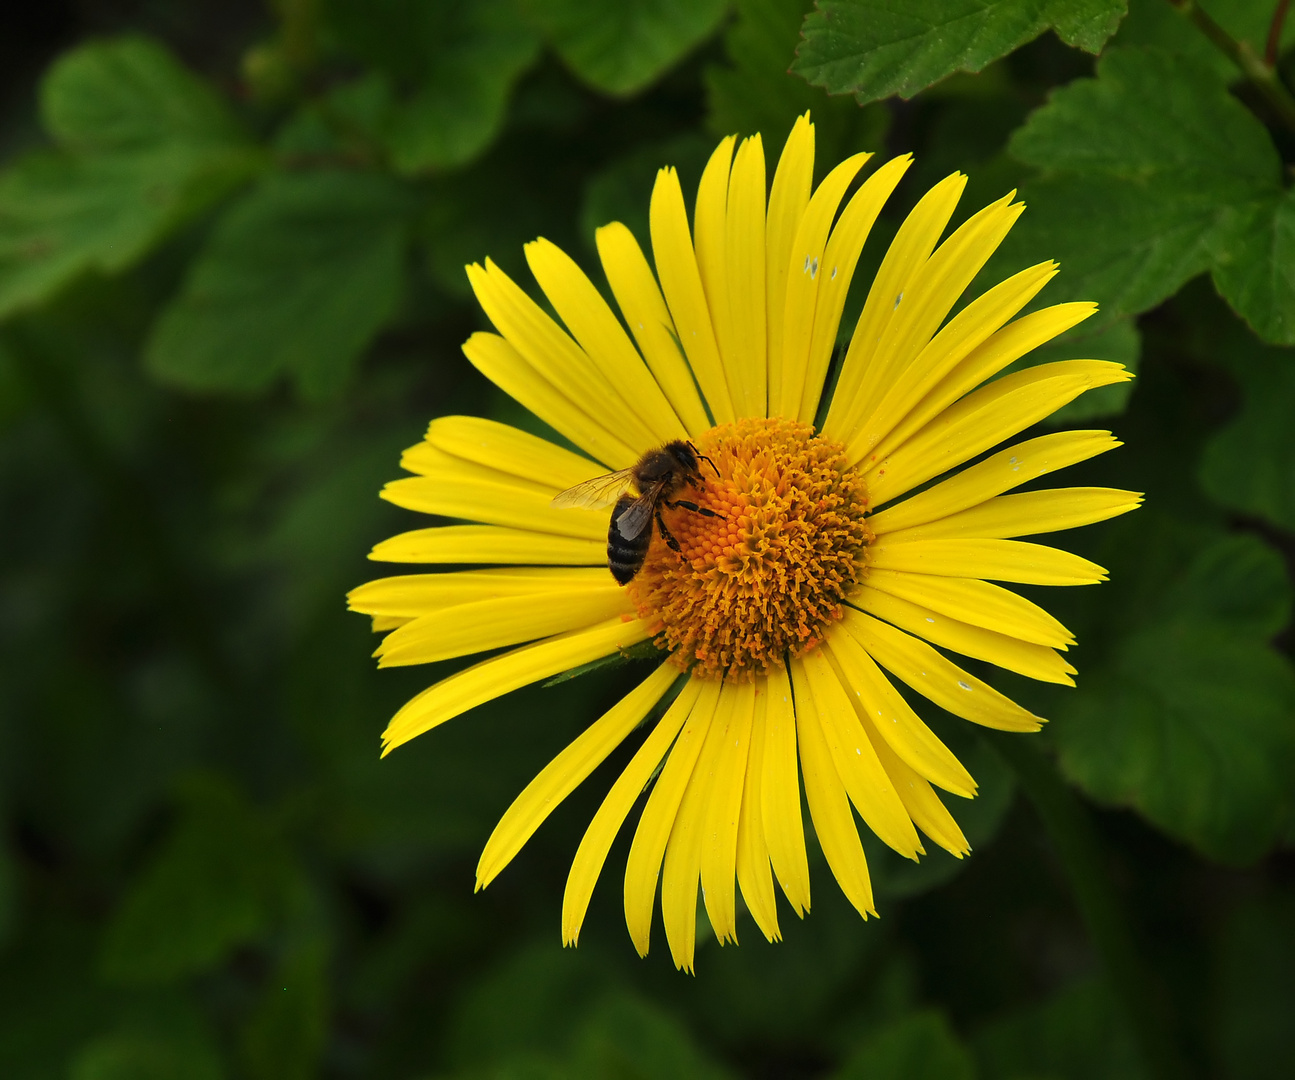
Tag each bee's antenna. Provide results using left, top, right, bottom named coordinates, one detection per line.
left=687, top=440, right=720, bottom=478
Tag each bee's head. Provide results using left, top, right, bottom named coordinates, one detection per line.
left=677, top=440, right=720, bottom=480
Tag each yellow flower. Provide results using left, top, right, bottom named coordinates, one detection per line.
left=349, top=114, right=1140, bottom=972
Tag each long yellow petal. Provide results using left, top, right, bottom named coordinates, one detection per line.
left=826, top=630, right=976, bottom=797
left=348, top=567, right=613, bottom=617
left=861, top=302, right=1098, bottom=464
left=867, top=430, right=1122, bottom=535
left=650, top=166, right=734, bottom=422
left=866, top=538, right=1108, bottom=587
left=881, top=488, right=1143, bottom=543
left=596, top=222, right=710, bottom=436
left=624, top=678, right=720, bottom=956
left=422, top=415, right=604, bottom=491
left=381, top=474, right=606, bottom=539
left=563, top=677, right=701, bottom=946
left=525, top=238, right=687, bottom=444
left=842, top=609, right=1043, bottom=732
left=802, top=648, right=922, bottom=859
left=381, top=615, right=651, bottom=753
left=701, top=679, right=755, bottom=945
left=694, top=135, right=736, bottom=383
left=777, top=151, right=873, bottom=417
left=766, top=113, right=814, bottom=414
left=724, top=135, right=768, bottom=418
left=761, top=663, right=811, bottom=915
left=855, top=584, right=1075, bottom=684
left=799, top=154, right=912, bottom=425
left=790, top=656, right=875, bottom=919
left=860, top=568, right=1074, bottom=649
left=369, top=525, right=606, bottom=566
left=463, top=331, right=638, bottom=469
left=827, top=172, right=966, bottom=438
left=468, top=261, right=659, bottom=451
left=662, top=681, right=732, bottom=972
left=476, top=662, right=679, bottom=890
left=736, top=681, right=780, bottom=942
left=399, top=441, right=554, bottom=493
left=843, top=609, right=1043, bottom=732
left=374, top=586, right=631, bottom=667
left=861, top=360, right=1132, bottom=504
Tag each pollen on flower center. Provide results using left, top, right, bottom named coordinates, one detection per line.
left=628, top=417, right=872, bottom=678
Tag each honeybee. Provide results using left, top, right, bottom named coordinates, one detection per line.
left=551, top=440, right=722, bottom=584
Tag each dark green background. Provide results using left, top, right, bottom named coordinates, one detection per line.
left=1, top=1, right=1293, bottom=1077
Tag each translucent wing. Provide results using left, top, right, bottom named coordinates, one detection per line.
left=614, top=492, right=657, bottom=541
left=550, top=467, right=636, bottom=510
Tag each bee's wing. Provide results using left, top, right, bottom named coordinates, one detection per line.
left=550, top=467, right=636, bottom=510
left=614, top=495, right=656, bottom=540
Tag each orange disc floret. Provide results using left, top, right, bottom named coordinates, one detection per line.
left=628, top=417, right=872, bottom=677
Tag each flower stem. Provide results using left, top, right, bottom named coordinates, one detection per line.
left=989, top=734, right=1188, bottom=1080
left=1268, top=0, right=1291, bottom=67
left=1165, top=0, right=1295, bottom=133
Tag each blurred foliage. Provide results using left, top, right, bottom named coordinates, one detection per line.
left=1, top=1, right=1293, bottom=1078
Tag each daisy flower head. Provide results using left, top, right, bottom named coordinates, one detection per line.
left=348, top=114, right=1140, bottom=972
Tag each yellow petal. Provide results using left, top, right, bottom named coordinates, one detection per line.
left=801, top=648, right=922, bottom=859
left=662, top=681, right=731, bottom=972
left=799, top=154, right=912, bottom=425
left=861, top=360, right=1132, bottom=504
left=860, top=568, right=1074, bottom=649
left=468, top=261, right=660, bottom=451
left=860, top=721, right=970, bottom=857
left=563, top=677, right=701, bottom=946
left=736, top=681, right=780, bottom=942
left=828, top=172, right=966, bottom=437
left=624, top=678, right=720, bottom=957
left=369, top=525, right=606, bottom=566
left=842, top=609, right=1044, bottom=732
left=723, top=135, right=768, bottom=418
left=596, top=222, right=710, bottom=436
left=463, top=331, right=638, bottom=469
left=867, top=538, right=1109, bottom=587
left=861, top=302, right=1098, bottom=464
left=348, top=567, right=612, bottom=617
left=790, top=656, right=875, bottom=919
left=381, top=615, right=651, bottom=753
left=374, top=586, right=631, bottom=667
left=694, top=135, right=737, bottom=384
left=381, top=474, right=606, bottom=539
left=826, top=630, right=976, bottom=796
left=854, top=584, right=1076, bottom=684
left=477, top=661, right=680, bottom=890
left=525, top=238, right=687, bottom=444
left=766, top=113, right=814, bottom=414
left=422, top=415, right=604, bottom=491
left=777, top=151, right=873, bottom=417
left=650, top=166, right=734, bottom=423
left=399, top=441, right=553, bottom=493
left=867, top=429, right=1122, bottom=535
left=761, top=662, right=811, bottom=916
left=881, top=487, right=1143, bottom=543
left=700, top=679, right=755, bottom=945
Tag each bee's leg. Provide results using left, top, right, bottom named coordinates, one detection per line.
left=667, top=498, right=723, bottom=520
left=655, top=506, right=682, bottom=552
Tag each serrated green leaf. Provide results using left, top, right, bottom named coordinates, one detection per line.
left=1051, top=530, right=1295, bottom=864
left=834, top=1010, right=975, bottom=1080
left=99, top=775, right=300, bottom=984
left=1199, top=338, right=1295, bottom=533
left=527, top=0, right=729, bottom=96
left=792, top=0, right=1126, bottom=104
left=0, top=37, right=260, bottom=321
left=146, top=170, right=410, bottom=399
left=1006, top=47, right=1294, bottom=342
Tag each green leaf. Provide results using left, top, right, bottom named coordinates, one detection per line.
left=527, top=0, right=729, bottom=96
left=1199, top=335, right=1295, bottom=533
left=1051, top=528, right=1295, bottom=863
left=99, top=774, right=300, bottom=983
left=145, top=170, right=410, bottom=399
left=792, top=0, right=1126, bottom=104
left=1110, top=0, right=1295, bottom=83
left=834, top=1010, right=975, bottom=1080
left=0, top=37, right=261, bottom=320
left=705, top=0, right=890, bottom=162
left=1006, top=47, right=1294, bottom=342
left=571, top=993, right=733, bottom=1080
left=70, top=1033, right=223, bottom=1080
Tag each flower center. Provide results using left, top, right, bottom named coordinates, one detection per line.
left=628, top=417, right=872, bottom=678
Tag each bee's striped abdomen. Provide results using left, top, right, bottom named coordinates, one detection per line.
left=608, top=493, right=648, bottom=585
